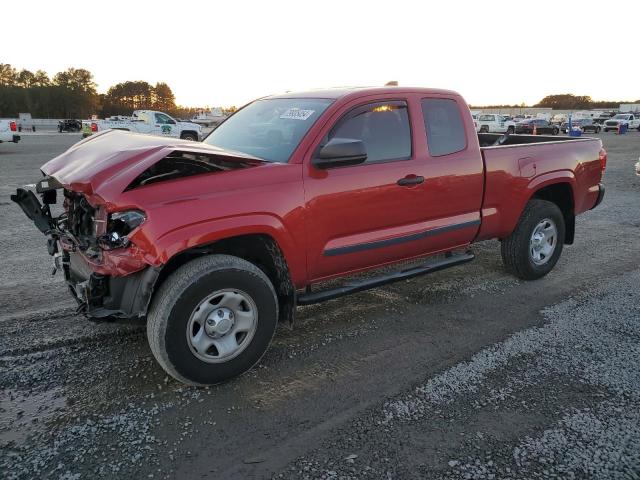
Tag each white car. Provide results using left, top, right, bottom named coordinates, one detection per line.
left=83, top=110, right=203, bottom=140
left=0, top=119, right=20, bottom=144
left=603, top=113, right=640, bottom=132
left=476, top=114, right=516, bottom=134
left=191, top=107, right=227, bottom=128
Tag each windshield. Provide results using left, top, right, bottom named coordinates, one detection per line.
left=478, top=115, right=495, bottom=121
left=204, top=98, right=333, bottom=162
left=613, top=114, right=631, bottom=119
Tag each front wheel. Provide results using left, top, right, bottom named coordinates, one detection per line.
left=147, top=255, right=279, bottom=386
left=507, top=126, right=515, bottom=134
left=501, top=199, right=565, bottom=280
left=181, top=133, right=198, bottom=141
left=552, top=127, right=559, bottom=135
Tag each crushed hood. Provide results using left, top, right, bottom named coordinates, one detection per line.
left=41, top=130, right=264, bottom=202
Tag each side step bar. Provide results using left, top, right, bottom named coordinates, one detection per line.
left=297, top=251, right=475, bottom=306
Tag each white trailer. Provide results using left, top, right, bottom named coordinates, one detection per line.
left=619, top=104, right=640, bottom=113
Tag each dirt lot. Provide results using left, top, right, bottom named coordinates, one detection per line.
left=1, top=132, right=639, bottom=480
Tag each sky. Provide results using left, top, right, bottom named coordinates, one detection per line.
left=4, top=0, right=638, bottom=108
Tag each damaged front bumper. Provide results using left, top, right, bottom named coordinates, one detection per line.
left=11, top=182, right=159, bottom=320
left=67, top=252, right=160, bottom=318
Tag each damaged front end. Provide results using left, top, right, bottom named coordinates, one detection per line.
left=11, top=178, right=158, bottom=319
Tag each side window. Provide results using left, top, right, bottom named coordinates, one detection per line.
left=155, top=113, right=174, bottom=124
left=329, top=101, right=411, bottom=163
left=421, top=98, right=467, bottom=157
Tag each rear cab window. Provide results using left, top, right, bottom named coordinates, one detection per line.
left=328, top=100, right=411, bottom=163
left=421, top=98, right=467, bottom=157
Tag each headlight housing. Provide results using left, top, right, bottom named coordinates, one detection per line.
left=98, top=210, right=145, bottom=250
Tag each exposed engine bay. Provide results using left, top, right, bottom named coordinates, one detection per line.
left=126, top=150, right=259, bottom=190
left=9, top=147, right=260, bottom=319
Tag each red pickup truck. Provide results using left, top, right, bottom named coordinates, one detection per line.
left=12, top=87, right=606, bottom=385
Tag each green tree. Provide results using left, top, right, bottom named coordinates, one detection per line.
left=53, top=67, right=97, bottom=93
left=535, top=94, right=593, bottom=110
left=101, top=80, right=155, bottom=116
left=153, top=82, right=176, bottom=112
left=32, top=70, right=51, bottom=87
left=16, top=69, right=35, bottom=88
left=0, top=64, right=17, bottom=86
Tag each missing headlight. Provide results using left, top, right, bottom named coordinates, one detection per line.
left=98, top=210, right=145, bottom=250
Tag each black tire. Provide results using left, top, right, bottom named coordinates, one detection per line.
left=147, top=254, right=279, bottom=386
left=552, top=127, right=559, bottom=135
left=479, top=125, right=489, bottom=133
left=181, top=132, right=198, bottom=141
left=596, top=126, right=601, bottom=133
left=507, top=126, right=515, bottom=134
left=501, top=199, right=565, bottom=280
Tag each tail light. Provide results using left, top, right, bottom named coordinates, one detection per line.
left=599, top=148, right=607, bottom=172
left=91, top=122, right=98, bottom=132
left=9, top=121, right=17, bottom=132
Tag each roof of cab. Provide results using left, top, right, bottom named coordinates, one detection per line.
left=267, top=86, right=461, bottom=100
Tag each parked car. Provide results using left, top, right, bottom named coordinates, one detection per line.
left=58, top=119, right=83, bottom=133
left=603, top=113, right=640, bottom=132
left=515, top=119, right=559, bottom=135
left=561, top=119, right=602, bottom=134
left=592, top=112, right=615, bottom=125
left=12, top=86, right=606, bottom=386
left=191, top=108, right=228, bottom=128
left=82, top=110, right=202, bottom=140
left=0, top=119, right=20, bottom=143
left=476, top=114, right=516, bottom=134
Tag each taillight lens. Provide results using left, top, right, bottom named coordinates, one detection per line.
left=9, top=121, right=16, bottom=132
left=599, top=148, right=607, bottom=172
left=91, top=122, right=98, bottom=132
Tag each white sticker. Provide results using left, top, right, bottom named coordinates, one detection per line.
left=279, top=108, right=315, bottom=120
left=41, top=181, right=49, bottom=188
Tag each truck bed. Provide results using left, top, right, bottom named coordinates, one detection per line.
left=476, top=133, right=604, bottom=242
left=477, top=132, right=582, bottom=148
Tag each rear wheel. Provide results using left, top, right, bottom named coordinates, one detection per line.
left=507, top=126, right=515, bottom=134
left=479, top=125, right=489, bottom=133
left=501, top=199, right=565, bottom=280
left=552, top=127, right=559, bottom=135
left=147, top=255, right=279, bottom=386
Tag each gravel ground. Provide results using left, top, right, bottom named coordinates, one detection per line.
left=281, top=270, right=640, bottom=479
left=0, top=132, right=639, bottom=479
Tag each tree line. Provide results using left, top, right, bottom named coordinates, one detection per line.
left=472, top=94, right=639, bottom=110
left=0, top=64, right=192, bottom=119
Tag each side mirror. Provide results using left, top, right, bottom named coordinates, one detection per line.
left=312, top=138, right=367, bottom=169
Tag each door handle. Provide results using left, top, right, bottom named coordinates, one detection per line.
left=397, top=175, right=425, bottom=186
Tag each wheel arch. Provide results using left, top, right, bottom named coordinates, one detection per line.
left=528, top=180, right=575, bottom=244
left=152, top=233, right=297, bottom=326
left=180, top=130, right=199, bottom=139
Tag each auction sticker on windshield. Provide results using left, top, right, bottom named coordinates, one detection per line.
left=280, top=108, right=315, bottom=120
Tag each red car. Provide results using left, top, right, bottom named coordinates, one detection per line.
left=13, top=87, right=606, bottom=385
